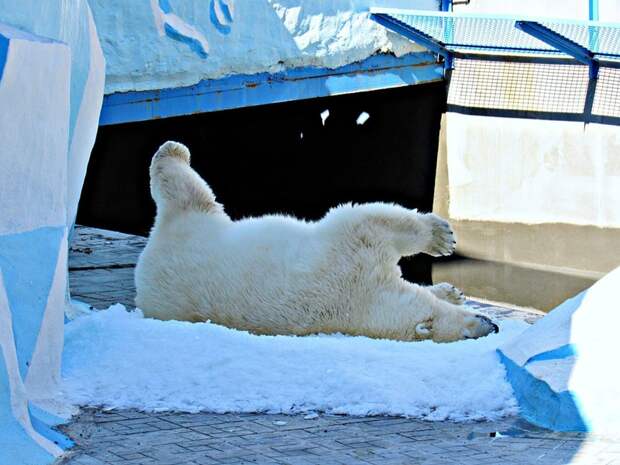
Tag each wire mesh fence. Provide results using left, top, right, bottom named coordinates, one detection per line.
left=448, top=59, right=589, bottom=113
left=447, top=58, right=620, bottom=122
left=372, top=10, right=620, bottom=124
left=592, top=67, right=620, bottom=118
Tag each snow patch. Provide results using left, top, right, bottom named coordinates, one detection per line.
left=60, top=305, right=528, bottom=421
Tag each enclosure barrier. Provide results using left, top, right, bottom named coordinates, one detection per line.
left=370, top=9, right=620, bottom=125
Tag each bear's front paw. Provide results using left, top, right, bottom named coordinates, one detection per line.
left=429, top=282, right=466, bottom=305
left=423, top=214, right=456, bottom=257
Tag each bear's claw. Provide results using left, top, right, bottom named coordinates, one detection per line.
left=429, top=282, right=466, bottom=305
left=424, top=214, right=456, bottom=257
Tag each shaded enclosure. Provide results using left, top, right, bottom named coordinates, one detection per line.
left=78, top=81, right=446, bottom=283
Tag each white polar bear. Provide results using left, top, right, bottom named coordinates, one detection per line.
left=135, top=141, right=499, bottom=342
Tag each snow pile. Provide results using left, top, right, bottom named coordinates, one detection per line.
left=60, top=305, right=528, bottom=421
left=499, top=266, right=620, bottom=434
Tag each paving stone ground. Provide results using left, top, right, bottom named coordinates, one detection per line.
left=59, top=226, right=619, bottom=465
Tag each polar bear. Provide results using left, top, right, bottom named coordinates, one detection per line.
left=135, top=141, right=499, bottom=342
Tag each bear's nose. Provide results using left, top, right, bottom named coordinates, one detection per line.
left=476, top=315, right=499, bottom=334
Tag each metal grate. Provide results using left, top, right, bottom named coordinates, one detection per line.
left=448, top=59, right=589, bottom=114
left=372, top=9, right=620, bottom=60
left=592, top=67, right=620, bottom=118
left=390, top=13, right=557, bottom=55
left=371, top=9, right=620, bottom=124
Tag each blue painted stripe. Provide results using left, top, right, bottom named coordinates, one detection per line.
left=498, top=349, right=590, bottom=432
left=0, top=226, right=66, bottom=378
left=164, top=23, right=208, bottom=58
left=100, top=52, right=442, bottom=125
left=0, top=22, right=63, bottom=44
left=218, top=0, right=233, bottom=23
left=0, top=352, right=54, bottom=464
left=0, top=33, right=8, bottom=81
left=589, top=0, right=599, bottom=21
left=210, top=0, right=231, bottom=34
left=525, top=344, right=578, bottom=365
left=29, top=404, right=73, bottom=450
left=28, top=403, right=66, bottom=428
left=159, top=0, right=173, bottom=14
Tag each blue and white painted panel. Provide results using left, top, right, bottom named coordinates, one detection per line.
left=0, top=1, right=105, bottom=464
left=65, top=7, right=106, bottom=229
left=89, top=0, right=439, bottom=95
left=0, top=26, right=69, bottom=236
left=0, top=25, right=71, bottom=464
left=498, top=267, right=620, bottom=434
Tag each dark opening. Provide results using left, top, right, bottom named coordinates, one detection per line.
left=77, top=81, right=447, bottom=283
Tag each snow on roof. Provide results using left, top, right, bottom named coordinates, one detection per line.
left=89, top=0, right=438, bottom=94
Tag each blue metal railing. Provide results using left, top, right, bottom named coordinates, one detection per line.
left=370, top=7, right=620, bottom=124
left=589, top=0, right=599, bottom=21
left=369, top=9, right=620, bottom=68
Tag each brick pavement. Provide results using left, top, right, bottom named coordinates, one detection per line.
left=58, top=226, right=619, bottom=465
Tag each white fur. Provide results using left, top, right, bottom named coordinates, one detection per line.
left=135, top=141, right=498, bottom=342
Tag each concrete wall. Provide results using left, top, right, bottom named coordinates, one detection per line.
left=432, top=1, right=620, bottom=310
left=433, top=114, right=620, bottom=310
left=0, top=2, right=104, bottom=464
left=89, top=0, right=439, bottom=94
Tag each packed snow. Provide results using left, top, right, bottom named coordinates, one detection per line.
left=60, top=304, right=529, bottom=421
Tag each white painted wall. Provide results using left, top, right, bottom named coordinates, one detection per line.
left=446, top=114, right=620, bottom=227
left=443, top=2, right=620, bottom=228
left=599, top=0, right=620, bottom=21
left=89, top=0, right=439, bottom=94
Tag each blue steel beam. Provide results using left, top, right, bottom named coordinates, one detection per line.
left=370, top=13, right=453, bottom=71
left=515, top=20, right=600, bottom=79
left=100, top=52, right=443, bottom=125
